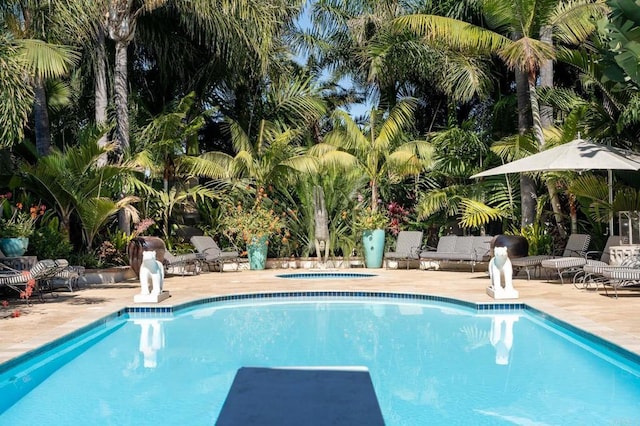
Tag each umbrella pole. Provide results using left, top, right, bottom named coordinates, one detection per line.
left=609, top=169, right=614, bottom=237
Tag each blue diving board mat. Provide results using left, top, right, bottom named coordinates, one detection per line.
left=216, top=366, right=385, bottom=425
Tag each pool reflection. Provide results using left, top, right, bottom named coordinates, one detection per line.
left=133, top=319, right=165, bottom=368
left=489, top=314, right=519, bottom=365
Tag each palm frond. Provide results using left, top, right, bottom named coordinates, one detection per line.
left=394, top=14, right=510, bottom=54
left=458, top=198, right=507, bottom=228
left=18, top=39, right=79, bottom=79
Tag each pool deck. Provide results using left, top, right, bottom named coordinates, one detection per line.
left=1, top=268, right=640, bottom=365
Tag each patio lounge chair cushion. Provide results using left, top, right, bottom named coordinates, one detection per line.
left=419, top=235, right=493, bottom=272
left=541, top=235, right=621, bottom=283
left=163, top=251, right=202, bottom=276
left=602, top=266, right=640, bottom=297
left=385, top=231, right=424, bottom=268
left=512, top=234, right=591, bottom=280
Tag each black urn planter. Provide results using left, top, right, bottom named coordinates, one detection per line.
left=490, top=235, right=529, bottom=258
left=127, top=236, right=166, bottom=278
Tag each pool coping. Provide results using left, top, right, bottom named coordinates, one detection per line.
left=2, top=290, right=639, bottom=375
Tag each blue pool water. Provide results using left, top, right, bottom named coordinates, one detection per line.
left=1, top=293, right=640, bottom=425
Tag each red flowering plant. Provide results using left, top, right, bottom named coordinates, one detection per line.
left=0, top=192, right=46, bottom=238
left=386, top=202, right=411, bottom=236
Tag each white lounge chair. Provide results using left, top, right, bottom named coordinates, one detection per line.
left=601, top=267, right=640, bottom=298
left=511, top=234, right=591, bottom=280
left=541, top=235, right=620, bottom=284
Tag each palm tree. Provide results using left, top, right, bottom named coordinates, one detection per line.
left=53, top=0, right=302, bottom=159
left=0, top=33, right=33, bottom=149
left=416, top=124, right=510, bottom=231
left=395, top=0, right=608, bottom=228
left=18, top=133, right=144, bottom=248
left=0, top=2, right=79, bottom=154
left=311, top=98, right=433, bottom=212
left=299, top=0, right=492, bottom=111
left=196, top=73, right=327, bottom=189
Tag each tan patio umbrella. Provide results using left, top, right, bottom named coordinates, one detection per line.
left=471, top=138, right=640, bottom=235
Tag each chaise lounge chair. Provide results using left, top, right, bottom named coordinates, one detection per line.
left=576, top=249, right=640, bottom=290
left=163, top=251, right=203, bottom=276
left=190, top=236, right=241, bottom=272
left=0, top=259, right=62, bottom=302
left=384, top=231, right=424, bottom=269
left=541, top=235, right=620, bottom=284
left=601, top=267, right=640, bottom=298
left=419, top=235, right=493, bottom=272
left=50, top=262, right=86, bottom=292
left=511, top=233, right=591, bottom=280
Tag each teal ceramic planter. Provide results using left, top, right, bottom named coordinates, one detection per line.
left=247, top=236, right=269, bottom=270
left=0, top=237, right=29, bottom=257
left=362, top=229, right=385, bottom=268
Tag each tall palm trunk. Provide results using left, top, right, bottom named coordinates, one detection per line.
left=114, top=40, right=131, bottom=234
left=95, top=29, right=110, bottom=167
left=539, top=26, right=566, bottom=238
left=108, top=0, right=136, bottom=159
left=114, top=40, right=129, bottom=157
left=516, top=68, right=536, bottom=228
left=95, top=28, right=109, bottom=148
left=33, top=78, right=52, bottom=156
left=108, top=0, right=136, bottom=234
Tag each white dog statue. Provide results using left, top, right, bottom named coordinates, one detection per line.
left=139, top=250, right=164, bottom=296
left=487, top=246, right=518, bottom=299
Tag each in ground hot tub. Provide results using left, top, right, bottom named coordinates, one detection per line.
left=276, top=272, right=377, bottom=279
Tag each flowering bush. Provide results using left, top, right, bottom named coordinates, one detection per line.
left=387, top=202, right=411, bottom=236
left=353, top=206, right=389, bottom=231
left=0, top=192, right=46, bottom=238
left=222, top=188, right=289, bottom=246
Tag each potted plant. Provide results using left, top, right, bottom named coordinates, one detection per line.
left=0, top=192, right=46, bottom=256
left=222, top=188, right=288, bottom=270
left=354, top=204, right=389, bottom=268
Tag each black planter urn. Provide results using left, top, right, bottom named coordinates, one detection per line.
left=490, top=235, right=529, bottom=258
left=127, top=236, right=167, bottom=278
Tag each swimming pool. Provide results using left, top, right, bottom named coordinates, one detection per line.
left=1, top=292, right=639, bottom=424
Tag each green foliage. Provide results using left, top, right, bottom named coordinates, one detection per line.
left=29, top=226, right=73, bottom=260
left=516, top=223, right=553, bottom=256
left=603, top=0, right=640, bottom=89
left=0, top=34, right=33, bottom=148
left=429, top=125, right=488, bottom=178
left=68, top=251, right=102, bottom=270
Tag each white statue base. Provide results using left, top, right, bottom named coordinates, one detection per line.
left=134, top=291, right=171, bottom=303
left=487, top=246, right=519, bottom=299
left=486, top=286, right=519, bottom=299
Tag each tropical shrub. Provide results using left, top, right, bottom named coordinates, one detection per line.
left=29, top=225, right=73, bottom=260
